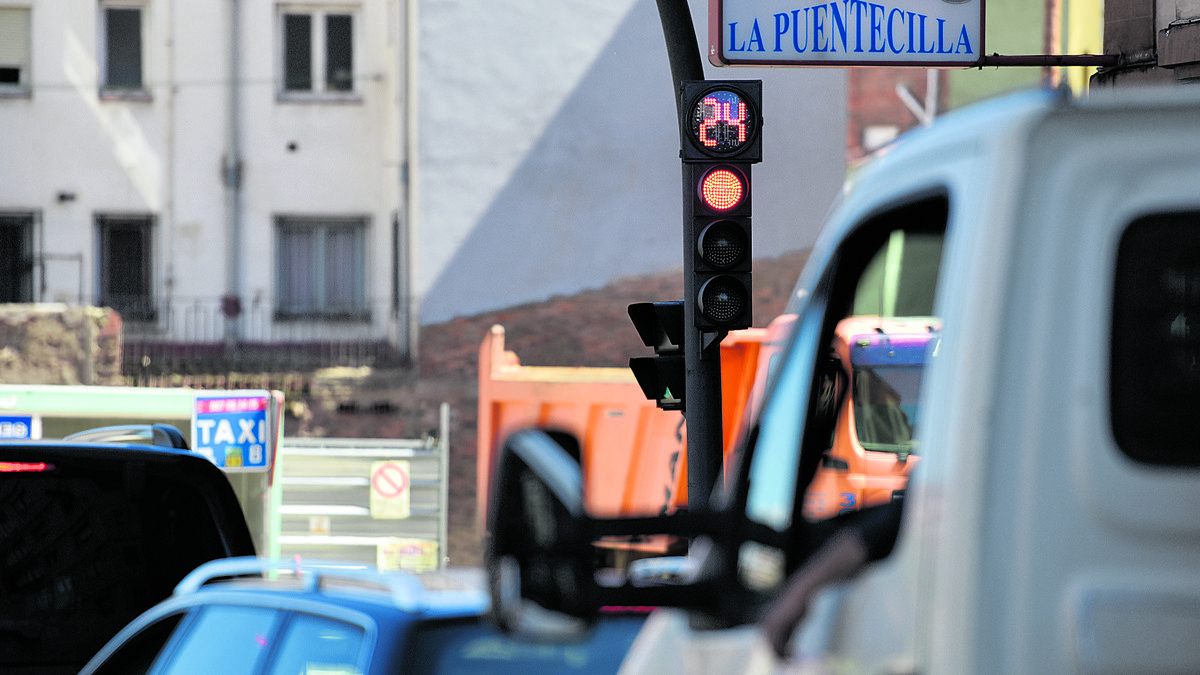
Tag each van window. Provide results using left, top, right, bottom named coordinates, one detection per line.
left=1111, top=211, right=1200, bottom=466
left=736, top=195, right=946, bottom=591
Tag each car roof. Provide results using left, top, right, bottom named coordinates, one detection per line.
left=79, top=557, right=493, bottom=675
left=173, top=557, right=491, bottom=617
left=86, top=557, right=656, bottom=675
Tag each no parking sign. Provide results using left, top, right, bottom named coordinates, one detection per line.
left=370, top=460, right=411, bottom=519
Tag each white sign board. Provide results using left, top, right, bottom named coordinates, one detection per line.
left=709, top=0, right=984, bottom=67
left=370, top=460, right=412, bottom=519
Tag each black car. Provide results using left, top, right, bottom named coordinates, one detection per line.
left=0, top=425, right=255, bottom=674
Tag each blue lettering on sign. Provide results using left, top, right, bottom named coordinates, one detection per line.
left=193, top=396, right=270, bottom=470
left=0, top=415, right=33, bottom=439
left=728, top=0, right=975, bottom=58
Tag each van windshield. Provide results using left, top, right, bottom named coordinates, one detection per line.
left=852, top=363, right=923, bottom=454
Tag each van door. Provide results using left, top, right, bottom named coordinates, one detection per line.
left=727, top=195, right=946, bottom=624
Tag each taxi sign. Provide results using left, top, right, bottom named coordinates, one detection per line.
left=192, top=392, right=272, bottom=471
left=709, top=0, right=983, bottom=67
left=0, top=415, right=35, bottom=439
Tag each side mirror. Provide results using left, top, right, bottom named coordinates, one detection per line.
left=486, top=428, right=598, bottom=637
left=486, top=428, right=745, bottom=634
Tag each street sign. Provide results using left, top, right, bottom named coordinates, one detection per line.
left=377, top=537, right=438, bottom=572
left=192, top=392, right=272, bottom=471
left=709, top=0, right=984, bottom=67
left=0, top=415, right=35, bottom=439
left=370, top=460, right=412, bottom=519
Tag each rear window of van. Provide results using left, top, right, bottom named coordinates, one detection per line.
left=0, top=450, right=246, bottom=671
left=1111, top=211, right=1200, bottom=466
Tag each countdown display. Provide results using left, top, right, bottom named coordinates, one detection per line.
left=688, top=89, right=757, bottom=155
left=680, top=80, right=758, bottom=331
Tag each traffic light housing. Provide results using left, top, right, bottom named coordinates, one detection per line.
left=628, top=301, right=686, bottom=411
left=680, top=81, right=761, bottom=331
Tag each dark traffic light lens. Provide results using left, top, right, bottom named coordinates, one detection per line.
left=698, top=220, right=748, bottom=268
left=697, top=276, right=749, bottom=324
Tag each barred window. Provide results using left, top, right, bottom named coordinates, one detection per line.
left=97, top=214, right=155, bottom=321
left=275, top=217, right=367, bottom=319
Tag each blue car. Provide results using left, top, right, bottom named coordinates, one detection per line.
left=80, top=557, right=650, bottom=674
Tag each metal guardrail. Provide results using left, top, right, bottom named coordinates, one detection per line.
left=274, top=403, right=450, bottom=570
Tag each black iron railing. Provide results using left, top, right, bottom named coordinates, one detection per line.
left=119, top=297, right=411, bottom=376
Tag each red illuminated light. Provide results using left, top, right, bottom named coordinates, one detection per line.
left=0, top=461, right=54, bottom=472
left=700, top=167, right=745, bottom=211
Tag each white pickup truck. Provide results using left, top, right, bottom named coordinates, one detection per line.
left=485, top=85, right=1200, bottom=675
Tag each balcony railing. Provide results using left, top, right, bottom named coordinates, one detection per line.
left=119, top=297, right=411, bottom=376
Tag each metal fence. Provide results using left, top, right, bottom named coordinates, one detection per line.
left=273, top=403, right=450, bottom=570
left=120, top=297, right=411, bottom=375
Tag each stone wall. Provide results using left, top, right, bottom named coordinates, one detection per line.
left=0, top=304, right=123, bottom=385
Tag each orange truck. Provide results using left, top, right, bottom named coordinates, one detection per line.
left=801, top=315, right=940, bottom=519
left=476, top=315, right=936, bottom=527
left=476, top=323, right=763, bottom=526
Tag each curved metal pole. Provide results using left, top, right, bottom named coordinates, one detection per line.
left=656, top=0, right=724, bottom=511
left=656, top=0, right=705, bottom=118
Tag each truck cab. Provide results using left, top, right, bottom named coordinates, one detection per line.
left=485, top=87, right=1200, bottom=674
left=802, top=315, right=938, bottom=520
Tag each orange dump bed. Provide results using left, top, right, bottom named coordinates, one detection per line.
left=476, top=324, right=764, bottom=526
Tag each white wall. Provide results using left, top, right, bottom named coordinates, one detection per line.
left=0, top=0, right=403, bottom=342
left=416, top=0, right=846, bottom=324
left=0, top=0, right=846, bottom=341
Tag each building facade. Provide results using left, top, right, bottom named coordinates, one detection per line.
left=1096, top=0, right=1200, bottom=85
left=0, top=0, right=848, bottom=371
left=0, top=0, right=409, bottom=366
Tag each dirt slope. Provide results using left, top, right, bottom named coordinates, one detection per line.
left=295, top=249, right=810, bottom=566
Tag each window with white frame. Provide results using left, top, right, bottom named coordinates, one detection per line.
left=0, top=7, right=31, bottom=92
left=276, top=217, right=367, bottom=319
left=280, top=6, right=356, bottom=97
left=100, top=2, right=146, bottom=94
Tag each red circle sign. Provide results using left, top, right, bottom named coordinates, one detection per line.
left=372, top=462, right=409, bottom=498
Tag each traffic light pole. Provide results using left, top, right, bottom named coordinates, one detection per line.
left=655, top=0, right=704, bottom=117
left=679, top=84, right=761, bottom=513
left=652, top=1, right=761, bottom=514
left=681, top=196, right=726, bottom=514
left=654, top=0, right=722, bottom=513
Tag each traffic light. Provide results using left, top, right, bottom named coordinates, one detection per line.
left=628, top=301, right=685, bottom=411
left=680, top=81, right=762, bottom=331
